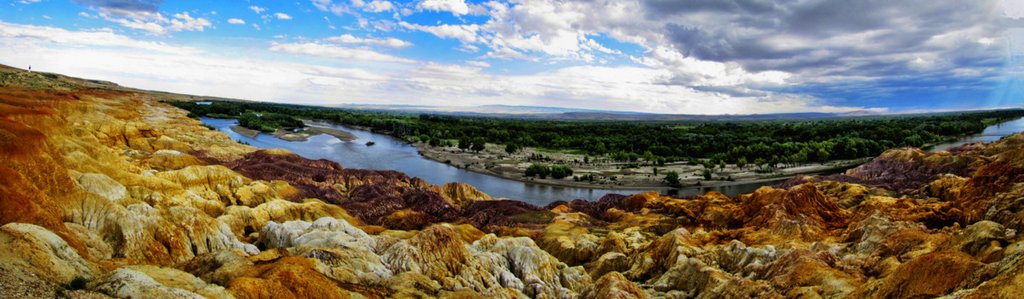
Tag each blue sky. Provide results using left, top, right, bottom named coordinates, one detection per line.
left=0, top=0, right=1021, bottom=114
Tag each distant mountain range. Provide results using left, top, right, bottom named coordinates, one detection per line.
left=333, top=103, right=887, bottom=121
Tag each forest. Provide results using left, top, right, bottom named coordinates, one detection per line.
left=169, top=100, right=1024, bottom=166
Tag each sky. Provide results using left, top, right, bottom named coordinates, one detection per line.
left=0, top=0, right=1021, bottom=115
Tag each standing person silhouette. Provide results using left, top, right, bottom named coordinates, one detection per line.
left=28, top=65, right=32, bottom=72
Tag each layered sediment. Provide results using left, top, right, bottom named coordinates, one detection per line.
left=2, top=65, right=1024, bottom=298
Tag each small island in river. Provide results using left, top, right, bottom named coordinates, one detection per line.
left=230, top=123, right=357, bottom=142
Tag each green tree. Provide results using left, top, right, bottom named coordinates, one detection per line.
left=505, top=143, right=519, bottom=154
left=737, top=157, right=748, bottom=170
left=458, top=139, right=471, bottom=151
left=471, top=137, right=487, bottom=151
left=663, top=171, right=681, bottom=188
left=702, top=168, right=712, bottom=180
left=550, top=165, right=573, bottom=179
left=816, top=148, right=830, bottom=163
left=904, top=134, right=925, bottom=147
left=525, top=164, right=551, bottom=179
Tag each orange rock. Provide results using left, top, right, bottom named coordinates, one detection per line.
left=736, top=184, right=849, bottom=242
left=583, top=272, right=649, bottom=299
left=228, top=256, right=352, bottom=299
left=860, top=251, right=982, bottom=298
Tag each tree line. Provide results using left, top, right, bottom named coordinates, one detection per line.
left=169, top=100, right=1024, bottom=168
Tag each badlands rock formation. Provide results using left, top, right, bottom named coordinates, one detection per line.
left=3, top=64, right=1024, bottom=298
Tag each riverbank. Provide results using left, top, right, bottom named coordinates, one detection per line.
left=414, top=141, right=870, bottom=190
left=925, top=116, right=1024, bottom=152
left=233, top=118, right=868, bottom=191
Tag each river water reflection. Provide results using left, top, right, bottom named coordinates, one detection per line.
left=928, top=117, right=1024, bottom=152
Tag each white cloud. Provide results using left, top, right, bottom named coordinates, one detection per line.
left=401, top=0, right=641, bottom=62
left=353, top=0, right=394, bottom=13
left=399, top=21, right=478, bottom=43
left=169, top=12, right=212, bottom=32
left=326, top=34, right=412, bottom=48
left=418, top=0, right=470, bottom=15
left=269, top=42, right=414, bottom=63
left=1003, top=0, right=1024, bottom=18
left=93, top=9, right=211, bottom=35
left=249, top=6, right=266, bottom=14
left=311, top=0, right=348, bottom=15
left=0, top=21, right=198, bottom=55
left=466, top=60, right=490, bottom=68
left=227, top=18, right=245, bottom=25
left=275, top=12, right=292, bottom=20
left=0, top=20, right=885, bottom=115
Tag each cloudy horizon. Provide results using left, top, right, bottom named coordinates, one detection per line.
left=0, top=0, right=1021, bottom=115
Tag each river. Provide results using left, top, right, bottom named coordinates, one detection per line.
left=200, top=117, right=787, bottom=206
left=928, top=117, right=1024, bottom=152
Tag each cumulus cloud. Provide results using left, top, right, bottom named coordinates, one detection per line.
left=94, top=11, right=211, bottom=35
left=396, top=0, right=1010, bottom=111
left=399, top=21, right=478, bottom=43
left=227, top=18, right=245, bottom=25
left=325, top=34, right=412, bottom=48
left=73, top=0, right=211, bottom=35
left=0, top=21, right=885, bottom=114
left=168, top=12, right=211, bottom=32
left=248, top=6, right=266, bottom=14
left=311, top=0, right=399, bottom=16
left=651, top=0, right=1004, bottom=79
left=9, top=0, right=1016, bottom=114
left=418, top=0, right=470, bottom=15
left=353, top=0, right=394, bottom=13
left=402, top=0, right=637, bottom=63
left=275, top=12, right=292, bottom=20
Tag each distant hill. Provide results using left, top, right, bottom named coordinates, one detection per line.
left=335, top=103, right=618, bottom=115
left=333, top=103, right=875, bottom=121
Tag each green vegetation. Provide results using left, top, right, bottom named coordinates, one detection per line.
left=505, top=143, right=520, bottom=154
left=523, top=163, right=574, bottom=179
left=550, top=165, right=574, bottom=179
left=237, top=111, right=305, bottom=132
left=168, top=100, right=1024, bottom=167
left=663, top=171, right=681, bottom=188
left=525, top=163, right=549, bottom=178
left=174, top=102, right=304, bottom=132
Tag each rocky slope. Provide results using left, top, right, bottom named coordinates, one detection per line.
left=2, top=64, right=1024, bottom=298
